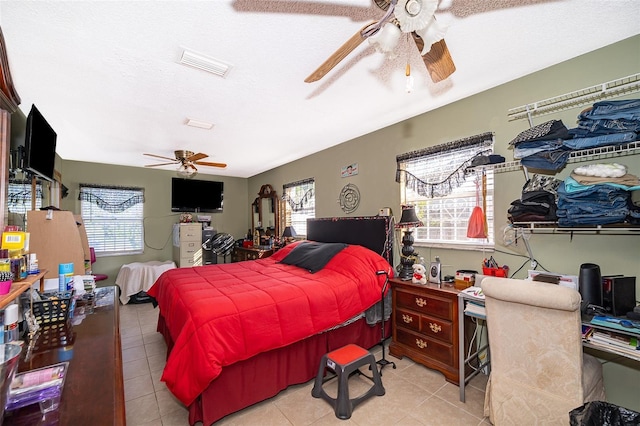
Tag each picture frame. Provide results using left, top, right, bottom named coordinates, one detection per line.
left=341, top=163, right=358, bottom=178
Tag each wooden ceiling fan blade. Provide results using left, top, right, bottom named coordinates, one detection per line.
left=195, top=161, right=227, bottom=168
left=145, top=162, right=177, bottom=167
left=304, top=21, right=376, bottom=83
left=187, top=152, right=208, bottom=162
left=144, top=153, right=177, bottom=162
left=411, top=35, right=456, bottom=83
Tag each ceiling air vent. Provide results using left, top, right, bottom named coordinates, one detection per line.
left=179, top=49, right=232, bottom=78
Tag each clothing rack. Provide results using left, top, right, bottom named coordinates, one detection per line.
left=507, top=73, right=640, bottom=122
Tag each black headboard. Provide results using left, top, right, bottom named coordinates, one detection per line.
left=306, top=216, right=393, bottom=266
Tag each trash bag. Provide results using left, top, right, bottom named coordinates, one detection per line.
left=569, top=401, right=640, bottom=426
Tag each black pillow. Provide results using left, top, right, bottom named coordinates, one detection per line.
left=279, top=242, right=347, bottom=273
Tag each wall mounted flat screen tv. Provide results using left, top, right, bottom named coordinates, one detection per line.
left=24, top=104, right=57, bottom=182
left=171, top=177, right=224, bottom=213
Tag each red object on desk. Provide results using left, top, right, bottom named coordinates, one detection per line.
left=482, top=267, right=508, bottom=278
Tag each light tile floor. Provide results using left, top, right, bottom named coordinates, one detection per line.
left=121, top=302, right=490, bottom=426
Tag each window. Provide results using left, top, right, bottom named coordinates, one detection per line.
left=8, top=180, right=43, bottom=215
left=282, top=178, right=315, bottom=236
left=396, top=132, right=495, bottom=248
left=79, top=184, right=144, bottom=255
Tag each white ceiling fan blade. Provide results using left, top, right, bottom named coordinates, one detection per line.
left=145, top=162, right=177, bottom=167
left=144, top=153, right=177, bottom=162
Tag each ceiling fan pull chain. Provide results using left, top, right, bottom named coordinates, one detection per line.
left=405, top=33, right=414, bottom=93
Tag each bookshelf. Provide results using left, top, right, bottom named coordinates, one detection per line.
left=582, top=320, right=640, bottom=362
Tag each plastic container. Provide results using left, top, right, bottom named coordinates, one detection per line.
left=58, top=263, right=74, bottom=292
left=482, top=267, right=509, bottom=278
left=6, top=362, right=69, bottom=414
left=0, top=281, right=10, bottom=295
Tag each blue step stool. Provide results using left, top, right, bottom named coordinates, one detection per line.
left=311, top=344, right=385, bottom=419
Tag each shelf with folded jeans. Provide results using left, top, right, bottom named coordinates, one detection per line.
left=508, top=169, right=640, bottom=233
left=468, top=141, right=640, bottom=174
left=507, top=73, right=640, bottom=121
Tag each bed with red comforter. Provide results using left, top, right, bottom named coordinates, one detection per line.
left=147, top=216, right=394, bottom=424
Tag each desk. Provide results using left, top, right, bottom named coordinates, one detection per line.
left=5, top=286, right=125, bottom=425
left=457, top=291, right=489, bottom=403
left=457, top=291, right=640, bottom=403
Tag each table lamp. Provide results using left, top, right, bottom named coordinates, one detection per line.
left=396, top=205, right=423, bottom=281
left=282, top=226, right=298, bottom=245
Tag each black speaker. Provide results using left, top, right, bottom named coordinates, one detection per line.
left=579, top=263, right=602, bottom=312
left=602, top=276, right=636, bottom=317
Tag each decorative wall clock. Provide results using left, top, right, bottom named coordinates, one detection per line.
left=339, top=183, right=360, bottom=214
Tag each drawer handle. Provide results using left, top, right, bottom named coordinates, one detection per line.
left=429, top=323, right=442, bottom=333
left=415, top=339, right=428, bottom=349
left=402, top=314, right=413, bottom=324
left=415, top=298, right=427, bottom=307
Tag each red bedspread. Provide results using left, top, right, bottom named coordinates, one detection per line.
left=147, top=243, right=392, bottom=406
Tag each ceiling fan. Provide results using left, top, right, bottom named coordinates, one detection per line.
left=305, top=0, right=455, bottom=84
left=144, top=150, right=227, bottom=177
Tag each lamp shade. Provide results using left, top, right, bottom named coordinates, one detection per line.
left=396, top=205, right=423, bottom=228
left=282, top=226, right=298, bottom=238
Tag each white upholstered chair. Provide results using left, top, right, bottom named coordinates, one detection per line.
left=482, top=277, right=606, bottom=425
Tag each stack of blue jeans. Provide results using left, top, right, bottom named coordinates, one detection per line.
left=514, top=100, right=640, bottom=172
left=556, top=177, right=630, bottom=226
left=565, top=99, right=640, bottom=149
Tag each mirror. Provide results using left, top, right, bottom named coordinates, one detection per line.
left=251, top=184, right=279, bottom=246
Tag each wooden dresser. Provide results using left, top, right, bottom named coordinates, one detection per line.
left=231, top=246, right=274, bottom=262
left=389, top=278, right=460, bottom=384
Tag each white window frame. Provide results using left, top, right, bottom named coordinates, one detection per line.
left=79, top=184, right=144, bottom=256
left=282, top=178, right=315, bottom=237
left=397, top=133, right=495, bottom=250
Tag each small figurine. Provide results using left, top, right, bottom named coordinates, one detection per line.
left=412, top=263, right=427, bottom=285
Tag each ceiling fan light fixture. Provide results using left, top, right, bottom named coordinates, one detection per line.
left=180, top=49, right=232, bottom=78
left=368, top=22, right=402, bottom=58
left=395, top=0, right=438, bottom=33
left=177, top=163, right=197, bottom=178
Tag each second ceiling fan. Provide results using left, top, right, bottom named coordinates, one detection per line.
left=305, top=0, right=455, bottom=84
left=144, top=150, right=226, bottom=176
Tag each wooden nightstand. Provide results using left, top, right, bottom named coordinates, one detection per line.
left=232, top=246, right=274, bottom=262
left=389, top=278, right=461, bottom=384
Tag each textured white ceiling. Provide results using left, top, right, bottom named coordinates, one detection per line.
left=1, top=1, right=639, bottom=178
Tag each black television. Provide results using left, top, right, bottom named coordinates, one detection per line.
left=24, top=104, right=57, bottom=182
left=171, top=177, right=224, bottom=213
